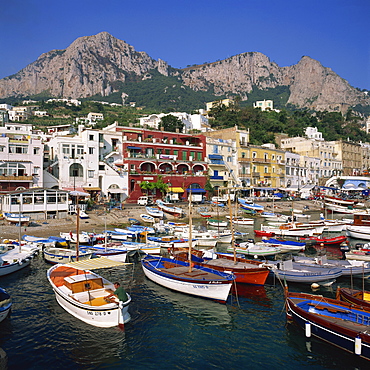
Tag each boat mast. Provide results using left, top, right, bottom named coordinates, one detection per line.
left=18, top=194, right=22, bottom=253
left=228, top=189, right=236, bottom=264
left=104, top=207, right=107, bottom=253
left=188, top=190, right=193, bottom=273
left=76, top=197, right=80, bottom=261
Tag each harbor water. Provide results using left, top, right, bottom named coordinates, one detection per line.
left=1, top=215, right=370, bottom=369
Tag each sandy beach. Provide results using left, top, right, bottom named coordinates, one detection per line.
left=0, top=199, right=324, bottom=241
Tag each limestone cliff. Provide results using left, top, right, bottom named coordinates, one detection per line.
left=0, top=32, right=368, bottom=111
left=0, top=32, right=169, bottom=99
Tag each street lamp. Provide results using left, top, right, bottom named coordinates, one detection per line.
left=167, top=180, right=172, bottom=203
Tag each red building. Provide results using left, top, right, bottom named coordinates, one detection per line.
left=116, top=127, right=208, bottom=203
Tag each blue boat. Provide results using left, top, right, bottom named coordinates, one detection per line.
left=286, top=291, right=370, bottom=361
left=0, top=287, right=12, bottom=323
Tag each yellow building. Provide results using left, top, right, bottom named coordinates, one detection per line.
left=206, top=98, right=235, bottom=112
left=205, top=126, right=285, bottom=188
left=239, top=144, right=285, bottom=188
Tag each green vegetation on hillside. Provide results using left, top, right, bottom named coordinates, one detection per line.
left=208, top=103, right=370, bottom=145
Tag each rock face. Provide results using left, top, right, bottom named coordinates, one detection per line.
left=0, top=32, right=368, bottom=111
left=0, top=32, right=169, bottom=99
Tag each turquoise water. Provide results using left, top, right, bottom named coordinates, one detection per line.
left=0, top=216, right=370, bottom=369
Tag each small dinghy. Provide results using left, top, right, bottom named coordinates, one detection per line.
left=140, top=214, right=155, bottom=223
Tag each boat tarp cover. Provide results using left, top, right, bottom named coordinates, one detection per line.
left=65, top=257, right=131, bottom=270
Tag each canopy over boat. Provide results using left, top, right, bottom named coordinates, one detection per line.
left=65, top=256, right=131, bottom=270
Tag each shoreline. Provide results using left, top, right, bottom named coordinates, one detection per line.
left=1, top=199, right=323, bottom=240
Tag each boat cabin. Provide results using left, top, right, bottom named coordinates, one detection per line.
left=353, top=212, right=370, bottom=226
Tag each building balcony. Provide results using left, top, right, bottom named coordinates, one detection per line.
left=0, top=175, right=34, bottom=181
left=210, top=175, right=224, bottom=180
left=238, top=157, right=251, bottom=162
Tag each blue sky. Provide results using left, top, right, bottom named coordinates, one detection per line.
left=1, top=0, right=369, bottom=89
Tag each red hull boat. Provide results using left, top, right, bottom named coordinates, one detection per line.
left=299, top=235, right=347, bottom=246
left=254, top=230, right=275, bottom=237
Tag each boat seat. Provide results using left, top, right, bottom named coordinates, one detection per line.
left=82, top=296, right=110, bottom=306
left=308, top=302, right=350, bottom=314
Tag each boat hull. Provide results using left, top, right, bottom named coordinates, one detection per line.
left=141, top=256, right=233, bottom=302
left=47, top=265, right=131, bottom=328
left=346, top=226, right=370, bottom=240
left=286, top=292, right=370, bottom=361
left=43, top=248, right=94, bottom=264
left=0, top=288, right=12, bottom=323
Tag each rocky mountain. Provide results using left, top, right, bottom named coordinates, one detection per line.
left=0, top=32, right=368, bottom=112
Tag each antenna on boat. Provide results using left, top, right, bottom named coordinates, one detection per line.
left=228, top=189, right=236, bottom=264
left=188, top=189, right=193, bottom=273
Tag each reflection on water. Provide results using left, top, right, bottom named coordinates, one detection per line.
left=2, top=211, right=370, bottom=369
left=143, top=278, right=232, bottom=326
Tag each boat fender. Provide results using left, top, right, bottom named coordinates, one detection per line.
left=18, top=260, right=23, bottom=266
left=305, top=322, right=311, bottom=338
left=355, top=335, right=362, bottom=355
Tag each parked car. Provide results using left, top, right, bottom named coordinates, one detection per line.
left=137, top=196, right=154, bottom=206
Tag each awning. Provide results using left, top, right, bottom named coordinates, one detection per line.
left=208, top=154, right=223, bottom=159
left=187, top=188, right=206, bottom=193
left=127, top=146, right=142, bottom=150
left=168, top=187, right=184, bottom=193
left=69, top=190, right=90, bottom=197
left=83, top=187, right=101, bottom=191
left=65, top=256, right=132, bottom=270
left=108, top=189, right=127, bottom=194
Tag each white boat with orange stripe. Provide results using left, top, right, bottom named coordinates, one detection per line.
left=47, top=258, right=132, bottom=328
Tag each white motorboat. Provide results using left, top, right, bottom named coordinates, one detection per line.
left=173, top=230, right=218, bottom=247
left=60, top=232, right=96, bottom=244
left=226, top=216, right=254, bottom=225
left=260, top=224, right=315, bottom=237
left=0, top=243, right=39, bottom=276
left=43, top=247, right=94, bottom=264
left=0, top=287, right=12, bottom=323
left=227, top=242, right=281, bottom=257
left=346, top=225, right=370, bottom=240
left=207, top=219, right=228, bottom=228
left=47, top=258, right=132, bottom=328
left=266, top=259, right=342, bottom=285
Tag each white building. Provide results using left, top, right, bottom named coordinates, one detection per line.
left=46, top=124, right=128, bottom=201
left=253, top=100, right=280, bottom=112
left=138, top=112, right=211, bottom=132
left=0, top=130, right=44, bottom=190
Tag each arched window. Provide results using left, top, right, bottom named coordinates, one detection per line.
left=69, top=163, right=83, bottom=178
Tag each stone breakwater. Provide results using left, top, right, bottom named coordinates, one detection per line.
left=0, top=199, right=323, bottom=240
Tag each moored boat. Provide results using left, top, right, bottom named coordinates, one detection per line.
left=0, top=243, right=39, bottom=276
left=285, top=290, right=370, bottom=360
left=0, top=287, right=12, bottom=323
left=267, top=259, right=342, bottom=285
left=207, top=219, right=228, bottom=228
left=43, top=247, right=94, bottom=264
left=227, top=242, right=281, bottom=257
left=47, top=258, right=132, bottom=328
left=299, top=235, right=347, bottom=246
left=141, top=255, right=235, bottom=302
left=336, top=287, right=370, bottom=309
